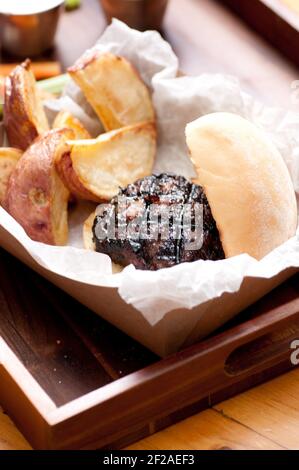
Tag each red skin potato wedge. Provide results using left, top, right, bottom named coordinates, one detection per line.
left=4, top=129, right=73, bottom=245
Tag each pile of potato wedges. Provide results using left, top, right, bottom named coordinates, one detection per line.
left=1, top=52, right=156, bottom=246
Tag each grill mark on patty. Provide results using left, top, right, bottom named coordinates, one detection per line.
left=92, top=174, right=225, bottom=270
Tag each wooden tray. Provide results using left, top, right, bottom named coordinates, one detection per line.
left=0, top=248, right=299, bottom=450
left=220, top=0, right=299, bottom=66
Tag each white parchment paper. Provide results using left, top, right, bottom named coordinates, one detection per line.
left=1, top=20, right=299, bottom=327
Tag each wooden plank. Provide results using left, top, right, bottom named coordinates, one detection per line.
left=38, top=279, right=157, bottom=380
left=165, top=0, right=298, bottom=105
left=127, top=408, right=284, bottom=450
left=214, top=368, right=299, bottom=449
left=16, top=274, right=297, bottom=449
left=0, top=250, right=113, bottom=406
left=0, top=248, right=156, bottom=403
left=0, top=407, right=31, bottom=451
left=219, top=0, right=299, bottom=67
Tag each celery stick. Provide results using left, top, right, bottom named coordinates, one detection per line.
left=0, top=74, right=69, bottom=119
left=37, top=74, right=70, bottom=96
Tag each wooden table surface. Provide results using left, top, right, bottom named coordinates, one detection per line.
left=1, top=0, right=299, bottom=450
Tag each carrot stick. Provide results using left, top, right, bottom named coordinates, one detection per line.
left=0, top=74, right=69, bottom=119
left=0, top=62, right=62, bottom=80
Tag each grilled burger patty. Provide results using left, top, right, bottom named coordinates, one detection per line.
left=92, top=174, right=225, bottom=270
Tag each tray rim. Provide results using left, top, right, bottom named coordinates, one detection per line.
left=1, top=278, right=299, bottom=448
left=220, top=0, right=299, bottom=66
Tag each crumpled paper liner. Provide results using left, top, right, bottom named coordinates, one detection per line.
left=1, top=20, right=299, bottom=356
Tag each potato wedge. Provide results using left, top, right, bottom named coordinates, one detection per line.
left=68, top=52, right=155, bottom=131
left=37, top=88, right=56, bottom=103
left=4, top=59, right=49, bottom=151
left=83, top=210, right=123, bottom=273
left=4, top=129, right=74, bottom=245
left=53, top=110, right=91, bottom=140
left=56, top=121, right=156, bottom=202
left=0, top=148, right=22, bottom=204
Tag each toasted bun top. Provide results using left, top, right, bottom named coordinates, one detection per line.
left=186, top=112, right=298, bottom=260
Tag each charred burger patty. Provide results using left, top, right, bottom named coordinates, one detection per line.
left=92, top=174, right=225, bottom=270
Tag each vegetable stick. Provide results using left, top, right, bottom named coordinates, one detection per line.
left=0, top=62, right=62, bottom=80
left=37, top=74, right=70, bottom=95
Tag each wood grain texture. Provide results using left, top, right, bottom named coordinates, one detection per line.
left=0, top=253, right=298, bottom=449
left=165, top=0, right=298, bottom=106
left=0, top=407, right=31, bottom=450
left=282, top=0, right=299, bottom=15
left=1, top=0, right=299, bottom=451
left=0, top=252, right=112, bottom=407
left=0, top=249, right=156, bottom=407
left=5, top=369, right=299, bottom=450
left=214, top=368, right=299, bottom=449
left=219, top=0, right=299, bottom=67
left=128, top=408, right=284, bottom=450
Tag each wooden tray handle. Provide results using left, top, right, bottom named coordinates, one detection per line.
left=224, top=319, right=299, bottom=377
left=171, top=300, right=299, bottom=402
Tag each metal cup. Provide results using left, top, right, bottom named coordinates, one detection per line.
left=99, top=0, right=169, bottom=31
left=0, top=1, right=64, bottom=58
